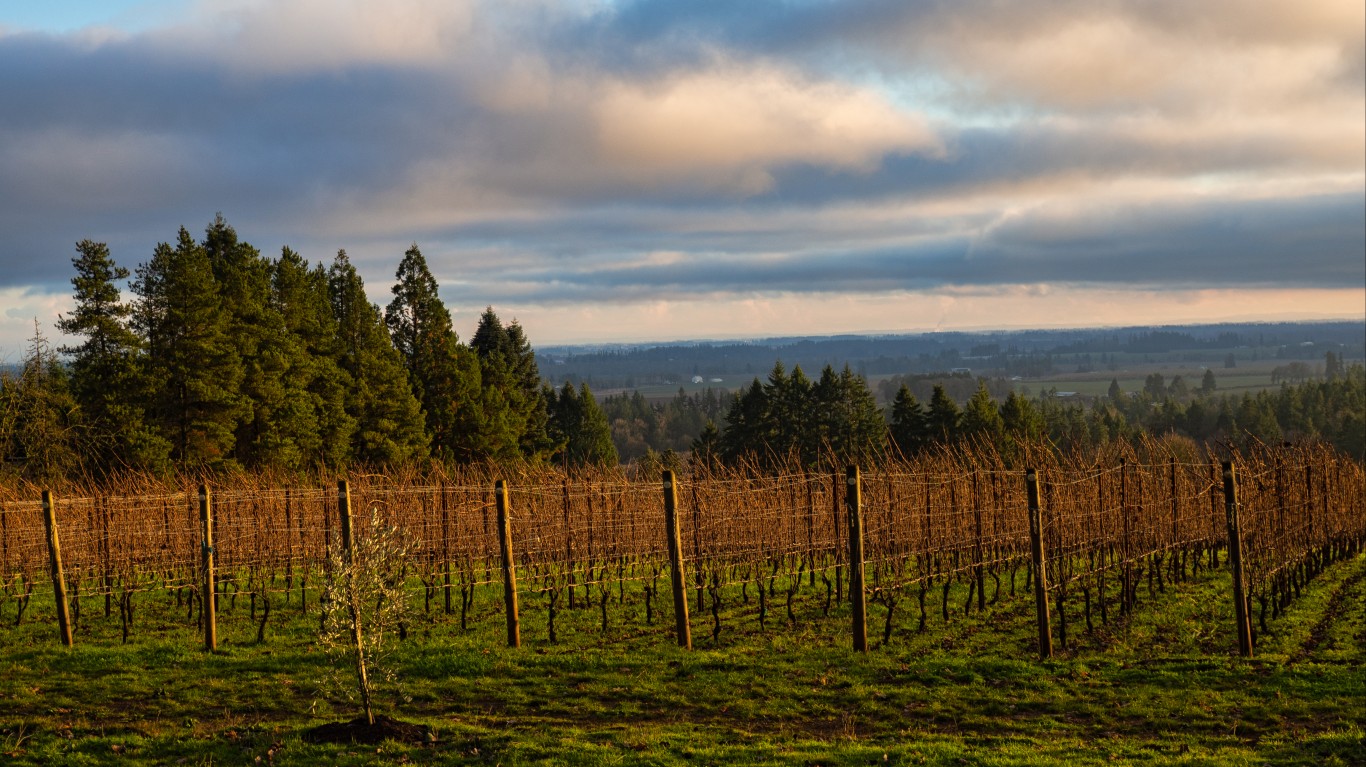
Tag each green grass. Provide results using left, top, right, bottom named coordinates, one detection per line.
left=1, top=555, right=1363, bottom=765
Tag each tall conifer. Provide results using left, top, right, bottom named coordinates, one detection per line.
left=56, top=240, right=170, bottom=473
left=385, top=244, right=482, bottom=460
left=133, top=227, right=247, bottom=464
left=328, top=250, right=428, bottom=465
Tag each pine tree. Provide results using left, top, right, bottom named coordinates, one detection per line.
left=56, top=240, right=170, bottom=473
left=690, top=420, right=722, bottom=471
left=719, top=379, right=769, bottom=464
left=271, top=247, right=355, bottom=469
left=1000, top=391, right=1043, bottom=442
left=203, top=217, right=326, bottom=469
left=469, top=307, right=553, bottom=461
left=549, top=382, right=617, bottom=467
left=385, top=244, right=482, bottom=461
left=1200, top=368, right=1217, bottom=395
left=889, top=384, right=928, bottom=458
left=814, top=365, right=884, bottom=466
left=328, top=250, right=428, bottom=465
left=960, top=381, right=1005, bottom=446
left=133, top=227, right=247, bottom=465
left=927, top=384, right=961, bottom=444
left=5, top=323, right=83, bottom=480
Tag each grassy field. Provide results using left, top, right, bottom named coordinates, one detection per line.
left=1, top=554, right=1363, bottom=766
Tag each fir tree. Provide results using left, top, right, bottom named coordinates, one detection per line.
left=549, top=382, right=617, bottom=467
left=1000, top=391, right=1044, bottom=443
left=812, top=365, right=883, bottom=466
left=469, top=307, right=553, bottom=461
left=5, top=323, right=83, bottom=480
left=719, top=379, right=770, bottom=464
left=56, top=240, right=170, bottom=473
left=927, top=384, right=961, bottom=444
left=271, top=247, right=355, bottom=469
left=690, top=420, right=721, bottom=471
left=960, top=381, right=1005, bottom=446
left=1200, top=369, right=1217, bottom=395
left=204, top=217, right=325, bottom=469
left=133, top=227, right=247, bottom=465
left=889, top=384, right=929, bottom=458
left=385, top=244, right=482, bottom=460
left=328, top=250, right=428, bottom=465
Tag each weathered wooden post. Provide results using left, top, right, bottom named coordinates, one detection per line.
left=495, top=479, right=521, bottom=648
left=661, top=470, right=692, bottom=649
left=199, top=485, right=217, bottom=653
left=41, top=490, right=74, bottom=647
left=1026, top=469, right=1053, bottom=660
left=847, top=466, right=868, bottom=653
left=1222, top=463, right=1253, bottom=658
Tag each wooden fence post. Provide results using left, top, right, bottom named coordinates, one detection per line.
left=846, top=466, right=868, bottom=653
left=1222, top=463, right=1253, bottom=658
left=662, top=470, right=692, bottom=649
left=199, top=485, right=217, bottom=653
left=1026, top=469, right=1053, bottom=660
left=41, top=490, right=74, bottom=647
left=495, top=479, right=521, bottom=648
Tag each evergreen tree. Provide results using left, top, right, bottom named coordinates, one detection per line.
left=4, top=323, right=83, bottom=480
left=1000, top=390, right=1044, bottom=454
left=720, top=379, right=770, bottom=464
left=1200, top=369, right=1217, bottom=395
left=133, top=227, right=247, bottom=465
left=203, top=217, right=326, bottom=469
left=55, top=240, right=170, bottom=473
left=328, top=250, right=428, bottom=465
left=765, top=361, right=814, bottom=461
left=1167, top=375, right=1190, bottom=401
left=469, top=307, right=553, bottom=461
left=690, top=420, right=721, bottom=471
left=927, top=384, right=961, bottom=444
left=1324, top=351, right=1342, bottom=381
left=271, top=247, right=355, bottom=469
left=889, top=384, right=929, bottom=458
left=548, top=382, right=617, bottom=467
left=385, top=245, right=482, bottom=460
left=1108, top=378, right=1124, bottom=402
left=814, top=365, right=884, bottom=466
left=960, top=380, right=1005, bottom=445
left=1143, top=373, right=1167, bottom=399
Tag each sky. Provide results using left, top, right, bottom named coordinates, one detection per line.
left=1, top=0, right=1363, bottom=360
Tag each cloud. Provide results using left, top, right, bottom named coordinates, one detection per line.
left=0, top=0, right=1360, bottom=357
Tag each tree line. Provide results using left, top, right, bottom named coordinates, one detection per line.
left=3, top=218, right=1360, bottom=480
left=596, top=357, right=1364, bottom=468
left=0, top=217, right=614, bottom=480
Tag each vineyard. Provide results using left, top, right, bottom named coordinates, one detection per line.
left=2, top=439, right=1361, bottom=659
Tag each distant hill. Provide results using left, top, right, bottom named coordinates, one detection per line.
left=538, top=320, right=1365, bottom=392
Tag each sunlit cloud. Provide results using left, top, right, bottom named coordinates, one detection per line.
left=0, top=0, right=1360, bottom=358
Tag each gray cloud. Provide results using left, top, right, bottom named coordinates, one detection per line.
left=433, top=191, right=1364, bottom=305
left=0, top=0, right=1360, bottom=353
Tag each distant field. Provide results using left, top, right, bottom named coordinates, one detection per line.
left=1011, top=356, right=1359, bottom=400
left=594, top=355, right=1360, bottom=404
